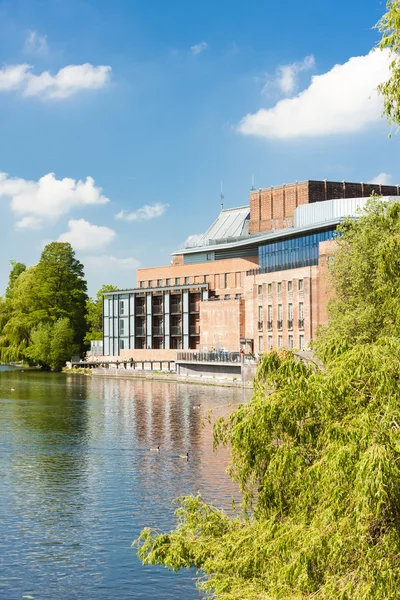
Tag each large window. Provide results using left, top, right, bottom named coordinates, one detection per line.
left=258, top=228, right=336, bottom=273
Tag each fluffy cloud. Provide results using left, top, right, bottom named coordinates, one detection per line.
left=116, top=203, right=168, bottom=222
left=83, top=255, right=141, bottom=269
left=190, top=42, right=208, bottom=56
left=0, top=172, right=109, bottom=228
left=271, top=55, right=315, bottom=95
left=24, top=31, right=48, bottom=55
left=0, top=63, right=111, bottom=99
left=369, top=172, right=393, bottom=185
left=58, top=219, right=116, bottom=251
left=239, top=49, right=391, bottom=139
left=181, top=233, right=203, bottom=248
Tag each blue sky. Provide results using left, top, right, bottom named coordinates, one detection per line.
left=0, top=0, right=397, bottom=296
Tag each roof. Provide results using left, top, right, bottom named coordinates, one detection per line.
left=183, top=206, right=250, bottom=249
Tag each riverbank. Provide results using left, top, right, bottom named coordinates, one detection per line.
left=67, top=366, right=256, bottom=389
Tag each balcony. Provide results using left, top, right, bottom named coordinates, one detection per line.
left=170, top=304, right=181, bottom=314
left=152, top=305, right=163, bottom=315
left=190, top=303, right=200, bottom=313
left=257, top=321, right=263, bottom=331
left=287, top=319, right=293, bottom=330
left=152, top=325, right=163, bottom=336
left=135, top=327, right=145, bottom=336
left=267, top=320, right=273, bottom=330
left=136, top=306, right=145, bottom=316
left=171, top=326, right=182, bottom=336
left=298, top=319, right=305, bottom=329
left=277, top=320, right=283, bottom=330
left=190, top=326, right=200, bottom=335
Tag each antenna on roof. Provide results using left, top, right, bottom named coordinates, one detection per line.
left=251, top=174, right=255, bottom=190
left=220, top=181, right=225, bottom=211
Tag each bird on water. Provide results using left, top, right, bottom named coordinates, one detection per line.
left=179, top=452, right=189, bottom=460
left=150, top=446, right=160, bottom=452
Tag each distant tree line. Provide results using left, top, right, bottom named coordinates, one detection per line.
left=0, top=241, right=116, bottom=370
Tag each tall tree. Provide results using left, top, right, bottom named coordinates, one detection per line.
left=26, top=318, right=78, bottom=370
left=5, top=260, right=26, bottom=298
left=85, top=284, right=118, bottom=344
left=378, top=0, right=400, bottom=128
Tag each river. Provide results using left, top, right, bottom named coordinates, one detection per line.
left=0, top=366, right=252, bottom=599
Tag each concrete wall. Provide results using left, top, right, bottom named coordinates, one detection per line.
left=199, top=298, right=244, bottom=351
left=176, top=362, right=241, bottom=380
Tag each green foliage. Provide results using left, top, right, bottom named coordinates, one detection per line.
left=5, top=260, right=26, bottom=298
left=377, top=0, right=400, bottom=129
left=0, top=243, right=88, bottom=366
left=26, top=318, right=78, bottom=370
left=136, top=346, right=400, bottom=599
left=314, top=198, right=400, bottom=360
left=84, top=283, right=118, bottom=344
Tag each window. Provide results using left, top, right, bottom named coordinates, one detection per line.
left=278, top=335, right=283, bottom=348
left=207, top=253, right=212, bottom=261
left=175, top=277, right=181, bottom=285
left=277, top=304, right=283, bottom=329
left=148, top=280, right=153, bottom=288
left=258, top=285, right=263, bottom=296
left=235, top=293, right=241, bottom=299
left=268, top=305, right=273, bottom=329
left=185, top=276, right=190, bottom=284
left=203, top=275, right=207, bottom=283
left=166, top=278, right=171, bottom=286
left=299, top=334, right=305, bottom=350
left=259, top=336, right=264, bottom=353
left=224, top=294, right=231, bottom=300
left=157, top=279, right=162, bottom=287
left=119, top=319, right=125, bottom=335
left=288, top=303, right=293, bottom=329
left=277, top=282, right=282, bottom=295
left=268, top=335, right=273, bottom=350
left=119, top=339, right=125, bottom=350
left=119, top=300, right=125, bottom=315
left=299, top=302, right=304, bottom=329
left=299, top=279, right=304, bottom=292
left=258, top=306, right=263, bottom=321
left=267, top=283, right=272, bottom=297
left=288, top=334, right=294, bottom=348
left=224, top=273, right=228, bottom=288
left=288, top=281, right=293, bottom=293
left=139, top=281, right=144, bottom=289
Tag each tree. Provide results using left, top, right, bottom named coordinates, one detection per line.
left=378, top=0, right=400, bottom=128
left=5, top=260, right=26, bottom=298
left=313, top=198, right=400, bottom=360
left=0, top=242, right=88, bottom=364
left=84, top=284, right=118, bottom=344
left=26, top=318, right=78, bottom=370
left=136, top=345, right=400, bottom=599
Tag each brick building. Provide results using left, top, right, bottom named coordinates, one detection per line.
left=102, top=180, right=399, bottom=359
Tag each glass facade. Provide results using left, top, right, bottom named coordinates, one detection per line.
left=258, top=228, right=336, bottom=273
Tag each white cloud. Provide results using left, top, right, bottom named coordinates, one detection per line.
left=190, top=42, right=208, bottom=56
left=83, top=255, right=141, bottom=269
left=181, top=233, right=203, bottom=248
left=239, top=49, right=391, bottom=139
left=272, top=55, right=315, bottom=95
left=0, top=172, right=109, bottom=227
left=57, top=219, right=116, bottom=251
left=369, top=172, right=393, bottom=185
left=15, top=216, right=42, bottom=230
left=24, top=31, right=48, bottom=55
left=0, top=63, right=111, bottom=99
left=116, top=203, right=168, bottom=222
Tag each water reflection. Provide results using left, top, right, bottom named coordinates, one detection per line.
left=0, top=369, right=251, bottom=599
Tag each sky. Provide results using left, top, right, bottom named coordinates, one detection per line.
left=0, top=0, right=398, bottom=296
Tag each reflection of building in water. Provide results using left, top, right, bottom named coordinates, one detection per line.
left=103, top=179, right=400, bottom=357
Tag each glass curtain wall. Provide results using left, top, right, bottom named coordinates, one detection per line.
left=258, top=228, right=336, bottom=273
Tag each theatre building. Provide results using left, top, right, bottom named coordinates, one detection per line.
left=102, top=179, right=399, bottom=359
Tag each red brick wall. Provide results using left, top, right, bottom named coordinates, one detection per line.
left=199, top=299, right=243, bottom=351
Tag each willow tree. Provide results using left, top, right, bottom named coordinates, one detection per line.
left=378, top=0, right=400, bottom=128
left=136, top=346, right=400, bottom=598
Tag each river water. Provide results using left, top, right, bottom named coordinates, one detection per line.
left=0, top=366, right=252, bottom=599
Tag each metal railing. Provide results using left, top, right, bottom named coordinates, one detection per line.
left=267, top=320, right=273, bottom=330
left=170, top=304, right=181, bottom=314
left=277, top=320, right=283, bottom=329
left=135, top=307, right=145, bottom=316
left=135, top=327, right=145, bottom=335
left=152, top=305, right=163, bottom=315
left=288, top=319, right=293, bottom=330
left=190, top=326, right=200, bottom=335
left=152, top=326, right=163, bottom=335
left=298, top=319, right=305, bottom=329
left=257, top=321, right=263, bottom=331
left=177, top=351, right=241, bottom=363
left=170, top=326, right=182, bottom=336
left=190, top=303, right=200, bottom=313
